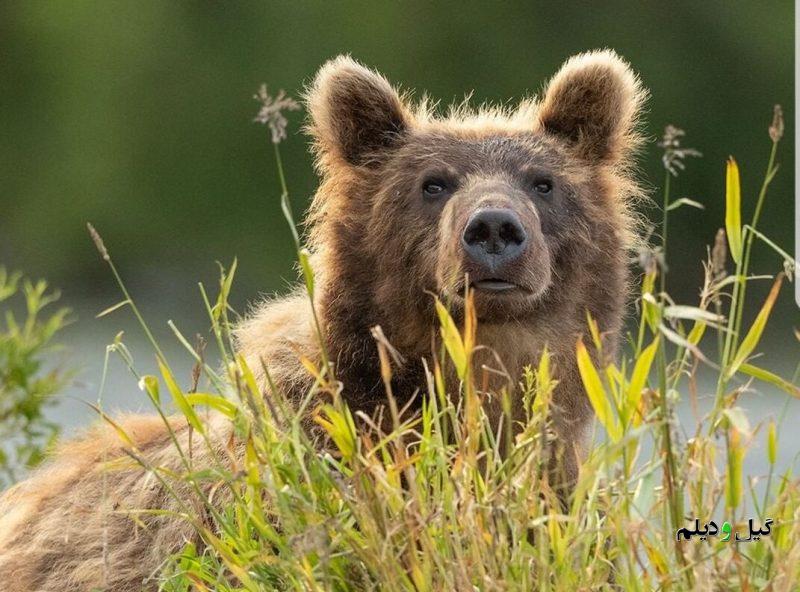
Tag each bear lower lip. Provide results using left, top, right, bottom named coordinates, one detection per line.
left=472, top=279, right=518, bottom=292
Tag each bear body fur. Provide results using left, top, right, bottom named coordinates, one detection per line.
left=0, top=50, right=645, bottom=590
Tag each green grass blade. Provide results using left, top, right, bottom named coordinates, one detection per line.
left=727, top=274, right=783, bottom=379
left=576, top=339, right=620, bottom=441
left=726, top=157, right=743, bottom=264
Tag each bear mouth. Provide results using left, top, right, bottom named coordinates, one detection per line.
left=471, top=279, right=521, bottom=293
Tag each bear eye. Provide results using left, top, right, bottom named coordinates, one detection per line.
left=533, top=179, right=553, bottom=195
left=423, top=179, right=448, bottom=198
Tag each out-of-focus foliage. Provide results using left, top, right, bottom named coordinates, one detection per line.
left=0, top=2, right=793, bottom=325
left=0, top=269, right=70, bottom=487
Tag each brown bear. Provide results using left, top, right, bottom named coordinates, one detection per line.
left=0, top=50, right=645, bottom=590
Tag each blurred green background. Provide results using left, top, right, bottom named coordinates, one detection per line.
left=1, top=1, right=795, bottom=353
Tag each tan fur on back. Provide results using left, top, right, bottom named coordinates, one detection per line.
left=0, top=415, right=237, bottom=590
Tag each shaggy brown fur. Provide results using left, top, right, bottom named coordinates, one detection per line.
left=0, top=50, right=646, bottom=590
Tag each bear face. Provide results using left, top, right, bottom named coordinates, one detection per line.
left=361, top=129, right=599, bottom=324
left=303, top=52, right=645, bottom=365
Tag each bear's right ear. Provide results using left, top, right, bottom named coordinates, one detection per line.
left=306, top=56, right=410, bottom=168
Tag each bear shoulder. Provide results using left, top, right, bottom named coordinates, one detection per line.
left=236, top=289, right=320, bottom=396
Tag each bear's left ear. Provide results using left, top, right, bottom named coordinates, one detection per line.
left=306, top=56, right=411, bottom=168
left=537, top=50, right=646, bottom=163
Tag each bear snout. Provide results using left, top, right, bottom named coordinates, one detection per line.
left=461, top=208, right=528, bottom=273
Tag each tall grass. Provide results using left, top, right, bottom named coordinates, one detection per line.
left=88, top=104, right=798, bottom=591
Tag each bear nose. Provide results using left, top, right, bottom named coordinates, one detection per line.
left=461, top=208, right=528, bottom=269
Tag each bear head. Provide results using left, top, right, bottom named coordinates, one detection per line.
left=302, top=51, right=646, bottom=402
